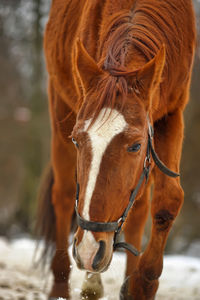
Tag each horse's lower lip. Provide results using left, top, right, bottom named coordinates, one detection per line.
left=83, top=262, right=110, bottom=273
left=75, top=250, right=113, bottom=273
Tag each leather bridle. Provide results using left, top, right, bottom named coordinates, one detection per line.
left=75, top=119, right=179, bottom=256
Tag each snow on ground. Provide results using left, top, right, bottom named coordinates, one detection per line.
left=0, top=237, right=200, bottom=300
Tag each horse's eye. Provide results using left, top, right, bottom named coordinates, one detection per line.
left=72, top=137, right=79, bottom=148
left=127, top=143, right=141, bottom=152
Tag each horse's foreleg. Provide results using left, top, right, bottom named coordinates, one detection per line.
left=121, top=110, right=184, bottom=300
left=49, top=84, right=77, bottom=299
left=124, top=181, right=151, bottom=277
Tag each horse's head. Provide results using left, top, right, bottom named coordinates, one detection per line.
left=72, top=41, right=165, bottom=272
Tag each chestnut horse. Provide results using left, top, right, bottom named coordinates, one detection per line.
left=38, top=0, right=196, bottom=299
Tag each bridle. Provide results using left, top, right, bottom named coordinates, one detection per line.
left=75, top=118, right=179, bottom=256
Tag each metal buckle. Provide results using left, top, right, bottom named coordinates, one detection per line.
left=144, top=156, right=151, bottom=169
left=117, top=217, right=122, bottom=224
left=147, top=115, right=154, bottom=139
left=116, top=217, right=123, bottom=233
left=148, top=123, right=153, bottom=139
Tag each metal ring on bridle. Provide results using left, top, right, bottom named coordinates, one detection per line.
left=144, top=156, right=150, bottom=169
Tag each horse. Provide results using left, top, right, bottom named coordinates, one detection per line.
left=37, top=0, right=196, bottom=299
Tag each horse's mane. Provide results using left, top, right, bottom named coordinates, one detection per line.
left=86, top=0, right=191, bottom=124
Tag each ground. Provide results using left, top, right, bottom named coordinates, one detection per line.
left=0, top=237, right=200, bottom=300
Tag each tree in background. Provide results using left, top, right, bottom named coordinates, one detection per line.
left=0, top=0, right=50, bottom=235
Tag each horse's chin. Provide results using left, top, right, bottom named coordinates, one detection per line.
left=75, top=256, right=113, bottom=273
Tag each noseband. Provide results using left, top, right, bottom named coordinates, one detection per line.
left=75, top=119, right=179, bottom=256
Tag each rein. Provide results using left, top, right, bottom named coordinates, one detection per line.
left=75, top=120, right=179, bottom=257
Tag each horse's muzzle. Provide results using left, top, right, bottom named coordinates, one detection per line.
left=73, top=233, right=113, bottom=272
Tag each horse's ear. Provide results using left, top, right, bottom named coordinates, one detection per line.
left=134, top=45, right=166, bottom=110
left=75, top=39, right=103, bottom=92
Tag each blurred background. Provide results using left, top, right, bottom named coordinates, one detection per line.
left=0, top=0, right=199, bottom=255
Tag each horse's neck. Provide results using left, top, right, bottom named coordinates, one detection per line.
left=96, top=1, right=147, bottom=69
left=78, top=0, right=105, bottom=59
left=101, top=0, right=136, bottom=16
left=80, top=0, right=136, bottom=60
left=79, top=0, right=195, bottom=120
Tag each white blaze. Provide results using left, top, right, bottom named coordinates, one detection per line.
left=83, top=108, right=127, bottom=221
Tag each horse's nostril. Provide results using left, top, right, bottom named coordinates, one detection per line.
left=92, top=240, right=106, bottom=271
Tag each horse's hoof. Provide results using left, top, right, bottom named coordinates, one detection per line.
left=120, top=276, right=134, bottom=300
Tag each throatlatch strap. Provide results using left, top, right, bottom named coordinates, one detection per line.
left=149, top=138, right=180, bottom=178
left=114, top=242, right=140, bottom=256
